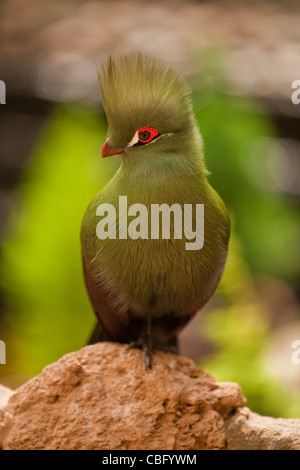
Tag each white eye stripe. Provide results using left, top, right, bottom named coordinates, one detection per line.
left=127, top=131, right=174, bottom=148
left=127, top=130, right=139, bottom=148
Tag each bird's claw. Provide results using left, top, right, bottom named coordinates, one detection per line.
left=126, top=339, right=152, bottom=371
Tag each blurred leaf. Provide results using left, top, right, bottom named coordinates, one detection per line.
left=0, top=104, right=115, bottom=375
left=193, top=88, right=300, bottom=284
left=202, top=233, right=300, bottom=418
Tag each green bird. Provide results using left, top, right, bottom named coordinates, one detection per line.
left=81, top=52, right=230, bottom=370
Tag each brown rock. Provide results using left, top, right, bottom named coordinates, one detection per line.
left=225, top=407, right=300, bottom=450
left=0, top=343, right=245, bottom=450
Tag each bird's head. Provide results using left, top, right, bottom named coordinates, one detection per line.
left=99, top=52, right=203, bottom=172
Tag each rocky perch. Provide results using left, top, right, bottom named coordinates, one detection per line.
left=0, top=343, right=299, bottom=450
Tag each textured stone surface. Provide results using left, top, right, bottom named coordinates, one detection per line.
left=225, top=407, right=300, bottom=450
left=0, top=343, right=245, bottom=450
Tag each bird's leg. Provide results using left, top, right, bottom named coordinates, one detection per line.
left=159, top=336, right=179, bottom=355
left=142, top=317, right=152, bottom=371
left=127, top=317, right=152, bottom=371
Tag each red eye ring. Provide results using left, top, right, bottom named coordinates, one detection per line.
left=138, top=126, right=159, bottom=143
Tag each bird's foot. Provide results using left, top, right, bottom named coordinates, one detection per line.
left=127, top=317, right=152, bottom=371
left=127, top=339, right=152, bottom=371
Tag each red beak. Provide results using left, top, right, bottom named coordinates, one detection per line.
left=102, top=138, right=124, bottom=158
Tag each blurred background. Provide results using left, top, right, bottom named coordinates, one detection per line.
left=0, top=0, right=299, bottom=418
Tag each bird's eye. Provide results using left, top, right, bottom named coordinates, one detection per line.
left=127, top=126, right=160, bottom=149
left=138, top=127, right=159, bottom=143
left=139, top=130, right=151, bottom=141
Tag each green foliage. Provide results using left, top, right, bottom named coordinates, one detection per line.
left=201, top=234, right=300, bottom=418
left=193, top=87, right=300, bottom=284
left=192, top=84, right=300, bottom=417
left=0, top=105, right=116, bottom=375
